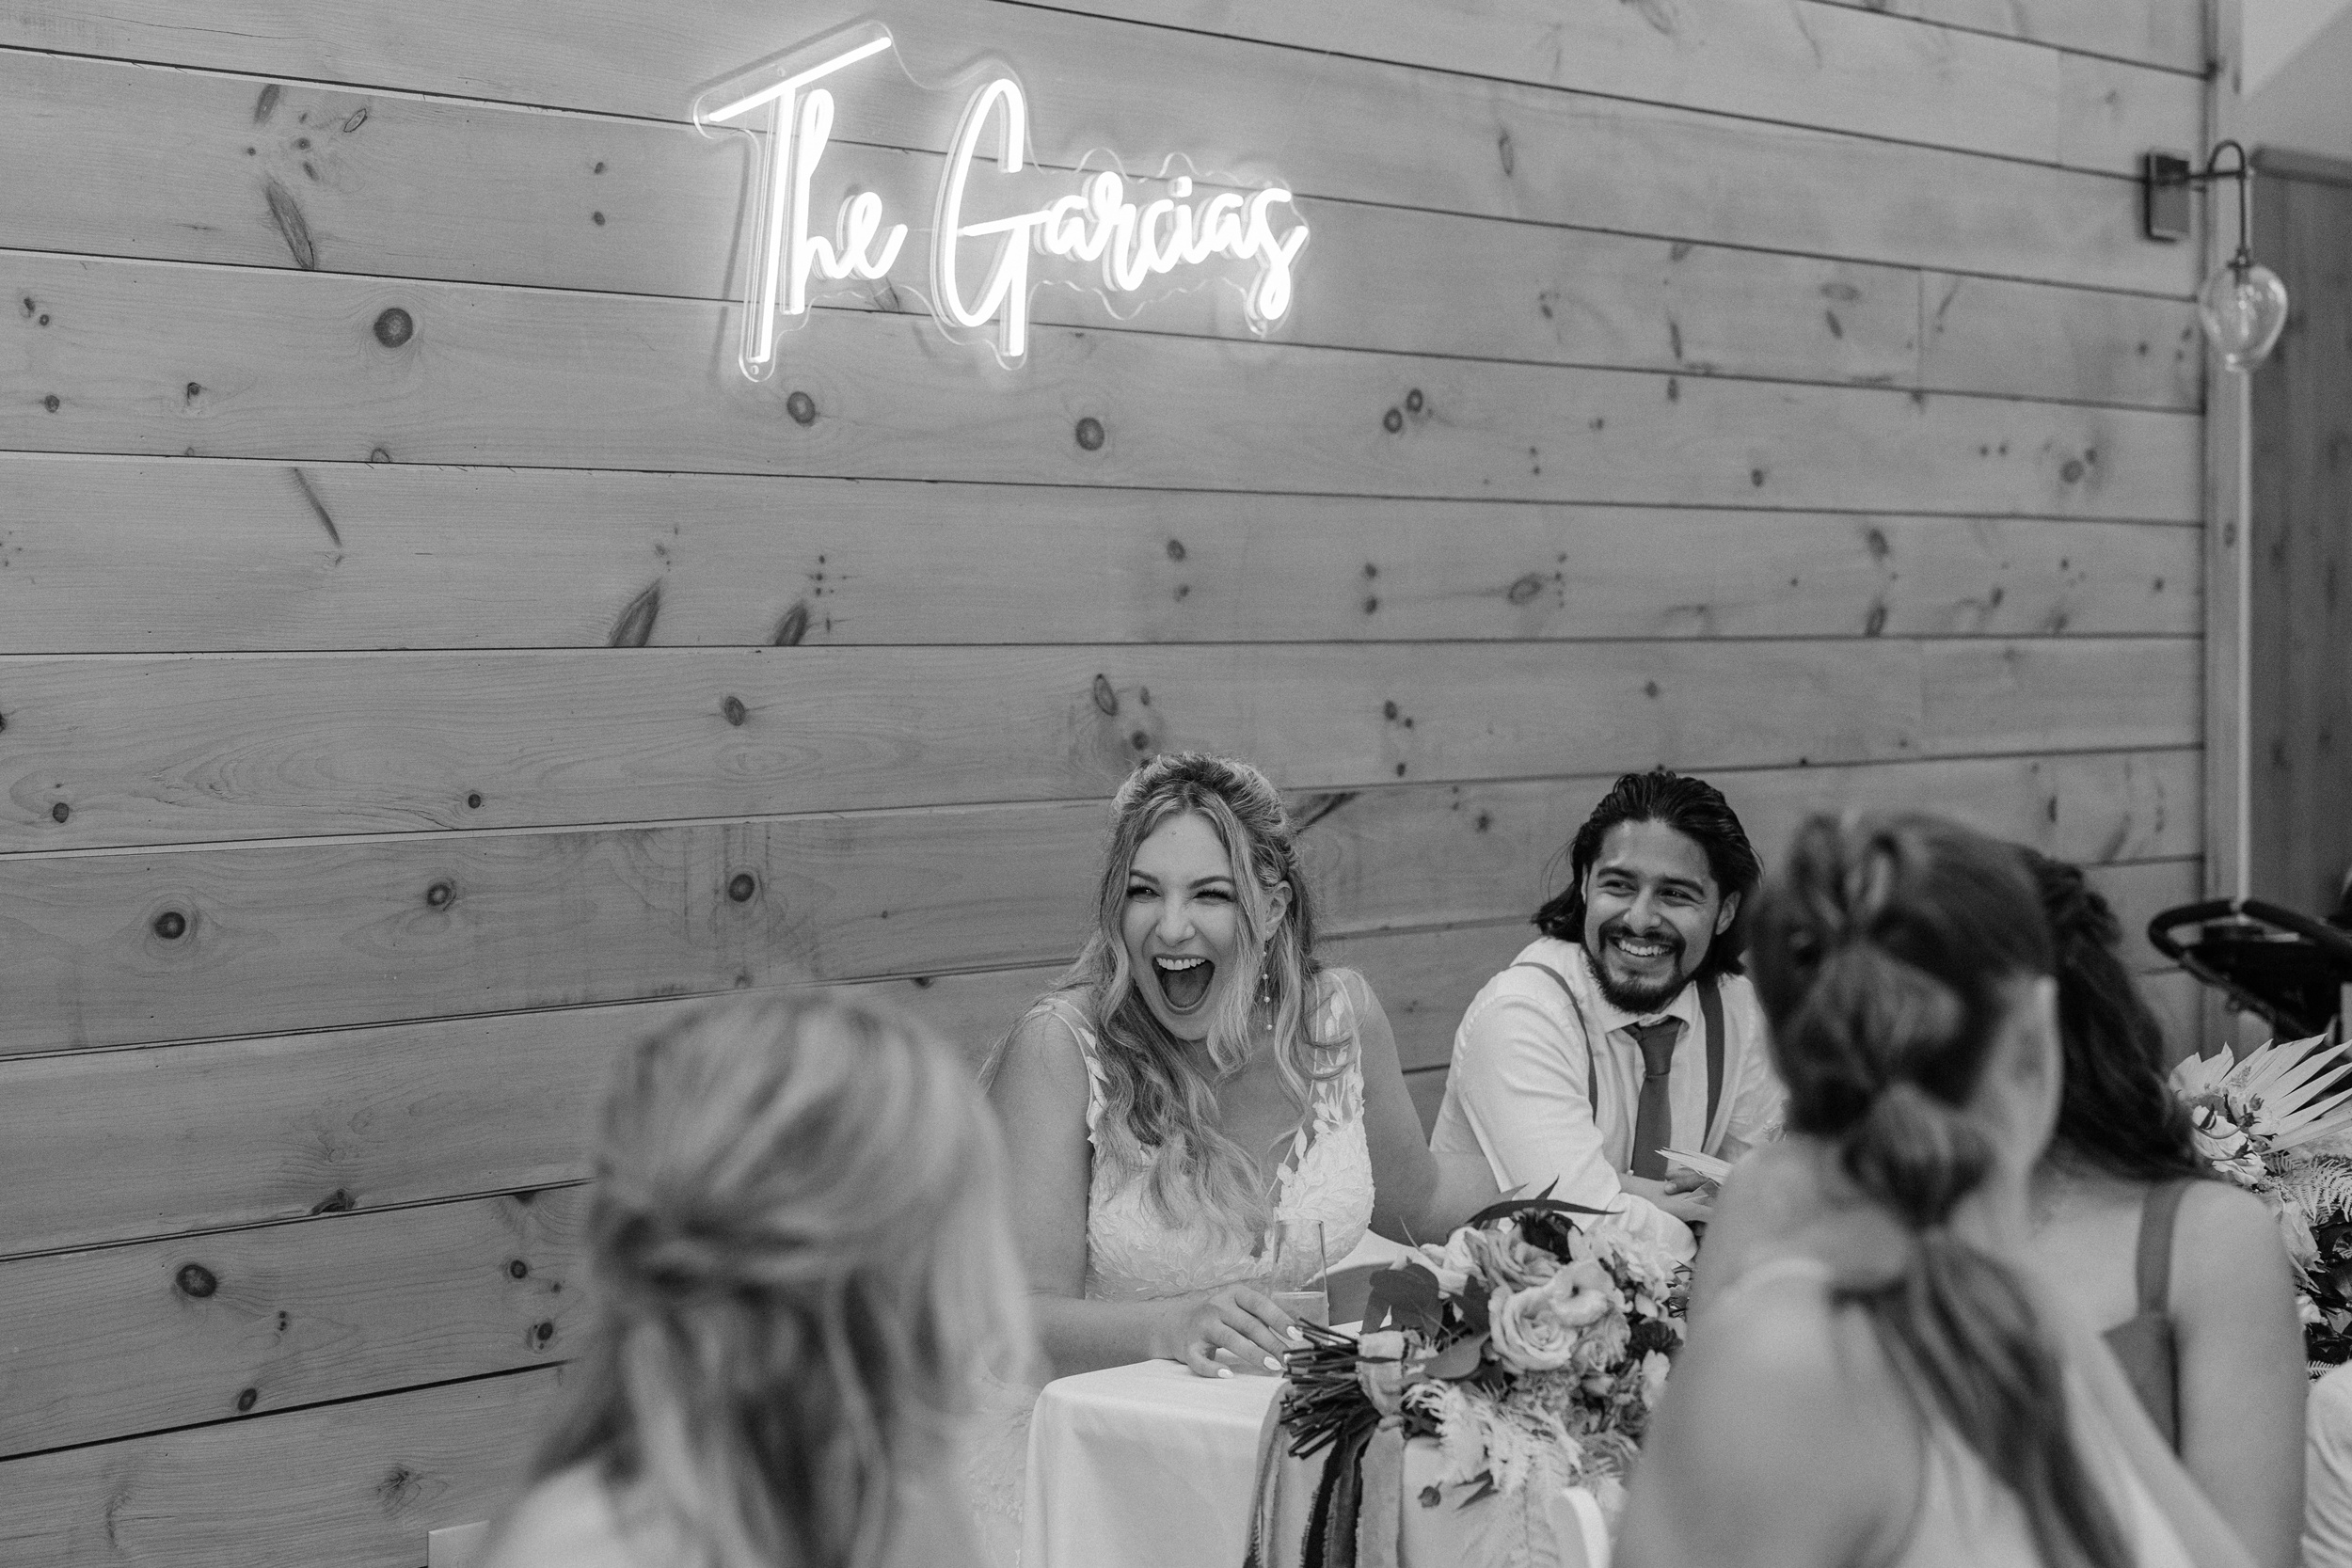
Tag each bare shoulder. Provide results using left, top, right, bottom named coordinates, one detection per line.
left=478, top=1466, right=644, bottom=1568
left=1624, top=1265, right=1911, bottom=1565
left=2171, top=1178, right=2296, bottom=1294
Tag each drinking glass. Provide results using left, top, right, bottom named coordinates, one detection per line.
left=1266, top=1218, right=1330, bottom=1328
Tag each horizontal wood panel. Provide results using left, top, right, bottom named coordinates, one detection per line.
left=0, top=638, right=2201, bottom=849
left=0, top=745, right=2197, bottom=1074
left=0, top=920, right=1522, bottom=1255
left=2083, top=857, right=2201, bottom=973
left=0, top=4, right=2201, bottom=295
left=0, top=462, right=2201, bottom=654
left=1809, top=0, right=2203, bottom=74
left=0, top=1364, right=559, bottom=1568
left=1053, top=0, right=2194, bottom=172
left=0, top=255, right=2202, bottom=517
left=1919, top=272, right=2201, bottom=412
left=0, top=55, right=2200, bottom=411
left=2141, top=967, right=2206, bottom=1063
left=0, top=1191, right=582, bottom=1459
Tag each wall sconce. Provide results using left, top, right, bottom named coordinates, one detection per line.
left=2144, top=139, right=2288, bottom=372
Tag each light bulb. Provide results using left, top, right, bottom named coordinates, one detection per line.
left=2198, top=259, right=2289, bottom=372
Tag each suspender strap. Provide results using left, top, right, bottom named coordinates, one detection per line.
left=2135, top=1178, right=2192, bottom=1316
left=1508, top=964, right=1727, bottom=1149
left=1510, top=962, right=1598, bottom=1109
left=1699, top=974, right=1725, bottom=1138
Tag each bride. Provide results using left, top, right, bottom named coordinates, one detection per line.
left=985, top=752, right=1498, bottom=1377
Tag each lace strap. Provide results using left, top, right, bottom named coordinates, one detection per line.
left=1033, top=995, right=1107, bottom=1130
left=1315, top=973, right=1365, bottom=1121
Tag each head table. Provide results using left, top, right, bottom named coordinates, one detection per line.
left=1021, top=1357, right=1611, bottom=1568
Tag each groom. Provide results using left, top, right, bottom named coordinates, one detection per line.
left=1430, top=768, right=1786, bottom=1261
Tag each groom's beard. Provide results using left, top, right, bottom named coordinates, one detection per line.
left=1581, top=921, right=1692, bottom=1014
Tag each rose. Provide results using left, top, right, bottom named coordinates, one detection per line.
left=1489, top=1261, right=1622, bottom=1373
left=1422, top=1221, right=1562, bottom=1296
left=1460, top=1225, right=1562, bottom=1291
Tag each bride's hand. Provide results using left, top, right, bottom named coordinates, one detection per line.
left=1156, top=1285, right=1297, bottom=1378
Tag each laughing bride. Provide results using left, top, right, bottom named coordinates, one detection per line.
left=983, top=752, right=1497, bottom=1380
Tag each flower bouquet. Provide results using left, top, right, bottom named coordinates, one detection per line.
left=1245, top=1195, right=1687, bottom=1568
left=2171, top=1033, right=2352, bottom=1370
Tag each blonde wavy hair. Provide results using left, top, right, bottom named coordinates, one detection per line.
left=994, top=752, right=1343, bottom=1245
left=532, top=992, right=1032, bottom=1568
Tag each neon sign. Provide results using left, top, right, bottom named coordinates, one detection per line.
left=695, top=23, right=1311, bottom=376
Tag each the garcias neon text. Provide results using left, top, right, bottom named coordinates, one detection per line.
left=697, top=26, right=1310, bottom=375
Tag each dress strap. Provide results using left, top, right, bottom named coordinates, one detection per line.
left=1033, top=995, right=1107, bottom=1126
left=2134, top=1178, right=2193, bottom=1317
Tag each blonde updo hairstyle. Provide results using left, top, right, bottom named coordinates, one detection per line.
left=1010, top=752, right=1342, bottom=1244
left=1750, top=815, right=2127, bottom=1568
left=532, top=993, right=1031, bottom=1568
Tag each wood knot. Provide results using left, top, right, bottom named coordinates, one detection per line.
left=1074, top=416, right=1105, bottom=451
left=508, top=1259, right=529, bottom=1279
left=236, top=1387, right=258, bottom=1413
left=1405, top=388, right=1423, bottom=413
left=1382, top=407, right=1403, bottom=433
left=534, top=1321, right=556, bottom=1345
left=310, top=1188, right=356, bottom=1214
left=1506, top=572, right=1544, bottom=605
left=176, top=1262, right=219, bottom=1298
left=153, top=911, right=188, bottom=941
left=41, top=394, right=59, bottom=413
left=466, top=792, right=483, bottom=809
left=49, top=801, right=68, bottom=824
left=785, top=389, right=817, bottom=426
left=727, top=872, right=757, bottom=903
left=722, top=695, right=747, bottom=726
left=373, top=308, right=414, bottom=347
left=424, top=881, right=453, bottom=908
left=1165, top=538, right=1185, bottom=562
left=1091, top=673, right=1120, bottom=716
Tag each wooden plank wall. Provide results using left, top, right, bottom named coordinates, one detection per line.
left=2249, top=150, right=2352, bottom=920
left=0, top=1, right=2212, bottom=1562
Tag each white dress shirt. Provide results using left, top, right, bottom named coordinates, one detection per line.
left=2309, top=1364, right=2352, bottom=1568
left=1428, top=935, right=1786, bottom=1261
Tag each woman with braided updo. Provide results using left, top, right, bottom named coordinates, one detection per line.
left=2019, top=850, right=2303, bottom=1568
left=480, top=994, right=1032, bottom=1568
left=1622, top=815, right=2251, bottom=1568
left=985, top=752, right=1496, bottom=1379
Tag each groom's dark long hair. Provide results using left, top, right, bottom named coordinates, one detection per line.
left=1532, top=768, right=1762, bottom=979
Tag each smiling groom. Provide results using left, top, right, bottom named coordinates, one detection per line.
left=1430, top=768, right=1785, bottom=1262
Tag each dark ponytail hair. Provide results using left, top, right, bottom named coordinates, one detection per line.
left=2021, top=848, right=2205, bottom=1183
left=1750, top=814, right=2129, bottom=1568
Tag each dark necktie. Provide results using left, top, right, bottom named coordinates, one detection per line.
left=1629, top=1018, right=1684, bottom=1180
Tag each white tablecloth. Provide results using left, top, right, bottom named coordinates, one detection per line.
left=1024, top=1359, right=1279, bottom=1568
left=1021, top=1356, right=1609, bottom=1568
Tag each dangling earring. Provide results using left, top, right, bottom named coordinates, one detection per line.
left=1258, top=949, right=1278, bottom=1028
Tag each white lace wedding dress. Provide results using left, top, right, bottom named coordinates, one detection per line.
left=970, top=974, right=1378, bottom=1566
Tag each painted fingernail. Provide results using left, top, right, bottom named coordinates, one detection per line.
left=1264, top=1355, right=1282, bottom=1371
left=1217, top=1367, right=1234, bottom=1379
left=1287, top=1326, right=1306, bottom=1340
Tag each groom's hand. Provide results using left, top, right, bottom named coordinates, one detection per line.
left=1624, top=1173, right=1717, bottom=1226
